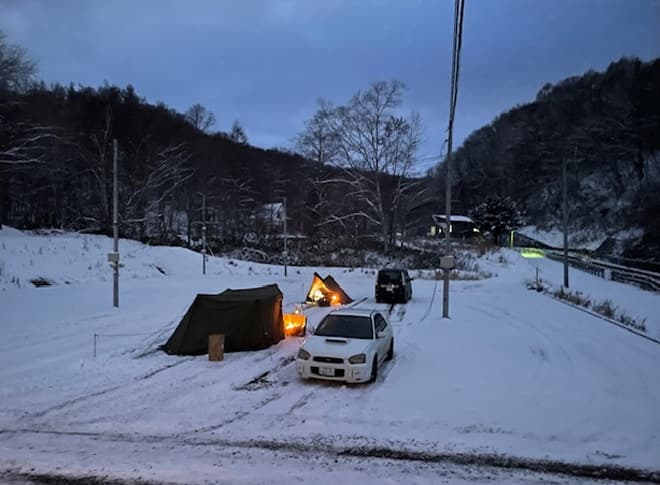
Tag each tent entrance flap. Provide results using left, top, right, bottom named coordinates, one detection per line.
left=304, top=273, right=353, bottom=306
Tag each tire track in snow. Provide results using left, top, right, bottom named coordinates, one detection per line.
left=23, top=358, right=195, bottom=422
left=185, top=392, right=284, bottom=435
left=26, top=385, right=124, bottom=420
left=176, top=354, right=303, bottom=436
left=285, top=391, right=314, bottom=414
left=2, top=427, right=659, bottom=483
left=459, top=299, right=570, bottom=397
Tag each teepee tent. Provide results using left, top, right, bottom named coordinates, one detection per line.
left=304, top=272, right=353, bottom=306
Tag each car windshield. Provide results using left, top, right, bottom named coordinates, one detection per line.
left=378, top=271, right=403, bottom=284
left=314, top=315, right=373, bottom=340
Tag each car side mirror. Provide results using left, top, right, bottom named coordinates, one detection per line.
left=307, top=325, right=315, bottom=335
left=377, top=330, right=386, bottom=339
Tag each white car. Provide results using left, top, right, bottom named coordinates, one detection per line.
left=296, top=308, right=394, bottom=384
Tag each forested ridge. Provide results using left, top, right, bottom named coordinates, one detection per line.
left=1, top=80, right=320, bottom=242
left=0, top=32, right=436, bottom=254
left=2, top=27, right=658, bottom=259
left=441, top=57, right=660, bottom=257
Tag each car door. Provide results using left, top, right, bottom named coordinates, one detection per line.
left=373, top=313, right=388, bottom=361
left=380, top=312, right=393, bottom=352
left=403, top=270, right=412, bottom=300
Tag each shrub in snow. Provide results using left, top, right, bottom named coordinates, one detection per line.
left=593, top=299, right=616, bottom=319
left=450, top=270, right=487, bottom=281
left=524, top=278, right=545, bottom=292
left=619, top=314, right=647, bottom=332
left=552, top=287, right=591, bottom=308
left=546, top=286, right=647, bottom=332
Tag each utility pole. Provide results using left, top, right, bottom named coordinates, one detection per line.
left=442, top=131, right=453, bottom=318
left=562, top=149, right=571, bottom=289
left=561, top=151, right=568, bottom=288
left=201, top=193, right=207, bottom=275
left=283, top=197, right=288, bottom=277
left=442, top=0, right=465, bottom=319
left=112, top=139, right=119, bottom=307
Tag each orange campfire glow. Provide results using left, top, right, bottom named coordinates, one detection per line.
left=283, top=312, right=307, bottom=336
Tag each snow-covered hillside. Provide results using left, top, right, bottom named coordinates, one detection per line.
left=1, top=227, right=659, bottom=484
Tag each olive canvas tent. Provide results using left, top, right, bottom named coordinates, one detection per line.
left=162, top=284, right=284, bottom=356
left=304, top=272, right=353, bottom=306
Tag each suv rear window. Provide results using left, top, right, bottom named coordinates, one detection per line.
left=378, top=270, right=403, bottom=284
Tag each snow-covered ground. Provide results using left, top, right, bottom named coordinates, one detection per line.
left=530, top=255, right=660, bottom=341
left=517, top=225, right=646, bottom=251
left=1, top=227, right=659, bottom=484
left=517, top=225, right=603, bottom=250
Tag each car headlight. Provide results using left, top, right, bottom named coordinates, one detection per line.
left=348, top=353, right=366, bottom=364
left=297, top=348, right=311, bottom=360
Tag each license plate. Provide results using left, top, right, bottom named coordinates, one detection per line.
left=319, top=367, right=335, bottom=377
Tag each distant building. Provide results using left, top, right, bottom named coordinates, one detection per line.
left=257, top=202, right=285, bottom=233
left=430, top=214, right=478, bottom=239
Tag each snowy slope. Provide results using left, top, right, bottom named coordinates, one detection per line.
left=518, top=225, right=645, bottom=252
left=1, top=227, right=659, bottom=483
left=531, top=255, right=660, bottom=341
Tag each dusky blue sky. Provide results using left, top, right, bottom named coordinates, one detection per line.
left=2, top=0, right=659, bottom=172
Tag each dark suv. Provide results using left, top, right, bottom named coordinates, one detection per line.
left=375, top=269, right=413, bottom=303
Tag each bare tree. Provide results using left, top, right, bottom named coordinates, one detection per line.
left=78, top=106, right=114, bottom=230
left=217, top=175, right=257, bottom=244
left=293, top=98, right=339, bottom=165
left=229, top=120, right=248, bottom=144
left=184, top=103, right=216, bottom=133
left=0, top=32, right=40, bottom=228
left=0, top=125, right=58, bottom=165
left=121, top=142, right=194, bottom=239
left=0, top=123, right=62, bottom=229
left=328, top=80, right=422, bottom=252
left=0, top=31, right=36, bottom=93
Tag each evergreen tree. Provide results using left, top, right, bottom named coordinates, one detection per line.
left=229, top=120, right=248, bottom=144
left=470, top=196, right=522, bottom=245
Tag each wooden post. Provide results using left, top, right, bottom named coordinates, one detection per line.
left=112, top=139, right=119, bottom=308
left=208, top=334, right=224, bottom=361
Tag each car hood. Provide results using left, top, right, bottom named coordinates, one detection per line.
left=302, top=335, right=372, bottom=358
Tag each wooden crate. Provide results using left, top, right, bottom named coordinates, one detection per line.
left=208, top=334, right=225, bottom=361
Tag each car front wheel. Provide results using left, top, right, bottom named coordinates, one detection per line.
left=369, top=357, right=378, bottom=383
left=386, top=338, right=394, bottom=361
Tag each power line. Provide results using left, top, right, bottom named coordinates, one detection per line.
left=449, top=0, right=466, bottom=129
left=442, top=0, right=466, bottom=319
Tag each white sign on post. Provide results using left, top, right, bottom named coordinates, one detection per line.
left=440, top=256, right=455, bottom=269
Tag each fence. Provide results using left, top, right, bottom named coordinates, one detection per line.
left=545, top=250, right=660, bottom=293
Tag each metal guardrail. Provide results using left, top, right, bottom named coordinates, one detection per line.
left=544, top=250, right=660, bottom=293
left=597, top=254, right=660, bottom=274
